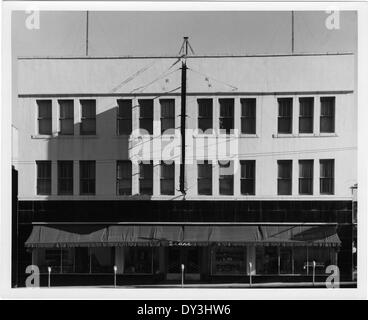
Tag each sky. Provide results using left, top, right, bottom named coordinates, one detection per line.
left=12, top=11, right=357, bottom=57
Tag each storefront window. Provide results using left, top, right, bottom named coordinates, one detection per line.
left=35, top=248, right=74, bottom=274
left=124, top=247, right=154, bottom=274
left=256, top=247, right=278, bottom=274
left=279, top=247, right=293, bottom=274
left=90, top=248, right=114, bottom=273
left=293, top=247, right=308, bottom=275
left=307, top=247, right=336, bottom=275
left=212, top=247, right=247, bottom=275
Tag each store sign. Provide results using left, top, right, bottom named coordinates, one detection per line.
left=169, top=241, right=192, bottom=246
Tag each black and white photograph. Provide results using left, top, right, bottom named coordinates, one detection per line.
left=1, top=1, right=367, bottom=301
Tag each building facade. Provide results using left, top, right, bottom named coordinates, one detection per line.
left=13, top=53, right=357, bottom=286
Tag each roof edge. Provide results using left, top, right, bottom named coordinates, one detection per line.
left=17, top=52, right=355, bottom=60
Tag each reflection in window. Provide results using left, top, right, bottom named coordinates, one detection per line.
left=212, top=247, right=247, bottom=275
left=124, top=247, right=155, bottom=274
left=219, top=160, right=234, bottom=195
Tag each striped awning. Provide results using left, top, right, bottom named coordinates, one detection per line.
left=25, top=225, right=341, bottom=248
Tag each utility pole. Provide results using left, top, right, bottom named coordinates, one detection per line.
left=86, top=11, right=89, bottom=56
left=179, top=37, right=188, bottom=195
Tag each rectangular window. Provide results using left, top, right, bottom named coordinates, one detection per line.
left=139, top=99, right=153, bottom=134
left=299, top=160, right=313, bottom=195
left=241, top=98, right=256, bottom=134
left=240, top=160, right=255, bottom=195
left=299, top=97, right=314, bottom=134
left=320, top=159, right=334, bottom=194
left=160, top=161, right=175, bottom=195
left=57, top=161, right=73, bottom=195
left=219, top=99, right=234, bottom=134
left=36, top=161, right=51, bottom=195
left=117, top=161, right=132, bottom=195
left=278, top=98, right=293, bottom=134
left=320, top=97, right=335, bottom=133
left=198, top=99, right=213, bottom=133
left=197, top=161, right=212, bottom=195
left=160, top=99, right=175, bottom=134
left=219, top=160, right=234, bottom=195
left=139, top=161, right=153, bottom=195
left=117, top=99, right=132, bottom=135
left=59, top=100, right=74, bottom=135
left=80, top=100, right=96, bottom=135
left=79, top=161, right=95, bottom=195
left=37, top=100, right=52, bottom=135
left=212, top=247, right=247, bottom=275
left=278, top=160, right=292, bottom=195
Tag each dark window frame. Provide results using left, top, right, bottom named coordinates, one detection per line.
left=160, top=161, right=175, bottom=195
left=198, top=99, right=213, bottom=133
left=80, top=100, right=96, bottom=135
left=116, top=160, right=132, bottom=195
left=219, top=160, right=234, bottom=195
left=36, top=160, right=51, bottom=195
left=320, top=159, right=334, bottom=195
left=320, top=97, right=335, bottom=133
left=79, top=160, right=96, bottom=195
left=139, top=161, right=153, bottom=195
left=197, top=160, right=212, bottom=195
left=240, top=160, right=256, bottom=195
left=160, top=99, right=175, bottom=134
left=278, top=98, right=293, bottom=134
left=117, top=99, right=132, bottom=136
left=298, top=160, right=313, bottom=195
left=58, top=100, right=74, bottom=136
left=277, top=160, right=292, bottom=195
left=57, top=161, right=73, bottom=195
left=299, top=97, right=314, bottom=134
left=219, top=99, right=234, bottom=134
left=139, top=99, right=154, bottom=135
left=37, top=100, right=52, bottom=135
left=241, top=98, right=256, bottom=134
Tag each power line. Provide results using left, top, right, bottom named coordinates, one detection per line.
left=188, top=67, right=238, bottom=92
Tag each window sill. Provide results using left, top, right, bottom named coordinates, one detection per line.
left=239, top=134, right=258, bottom=138
left=273, top=133, right=338, bottom=138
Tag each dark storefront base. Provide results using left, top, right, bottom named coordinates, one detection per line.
left=14, top=199, right=355, bottom=287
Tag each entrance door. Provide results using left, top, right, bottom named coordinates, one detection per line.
left=167, top=247, right=200, bottom=280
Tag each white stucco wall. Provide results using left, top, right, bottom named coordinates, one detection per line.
left=14, top=54, right=357, bottom=201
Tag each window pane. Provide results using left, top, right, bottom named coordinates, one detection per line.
left=198, top=99, right=213, bottom=132
left=241, top=98, right=256, bottom=134
left=320, top=159, right=334, bottom=194
left=117, top=161, right=132, bottom=195
left=37, top=100, right=52, bottom=135
left=58, top=161, right=73, bottom=195
left=37, top=161, right=51, bottom=195
left=299, top=98, right=313, bottom=134
left=139, top=162, right=153, bottom=195
left=219, top=161, right=234, bottom=195
left=278, top=160, right=292, bottom=195
left=198, top=161, right=212, bottom=195
left=240, top=160, right=255, bottom=195
left=160, top=99, right=175, bottom=133
left=117, top=100, right=132, bottom=135
left=299, top=160, right=313, bottom=195
left=256, top=247, right=278, bottom=275
left=219, top=99, right=234, bottom=133
left=60, top=119, right=74, bottom=135
left=320, top=97, right=335, bottom=133
left=139, top=100, right=153, bottom=118
left=80, top=100, right=96, bottom=135
left=80, top=161, right=95, bottom=195
left=160, top=162, right=174, bottom=195
left=278, top=98, right=292, bottom=134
